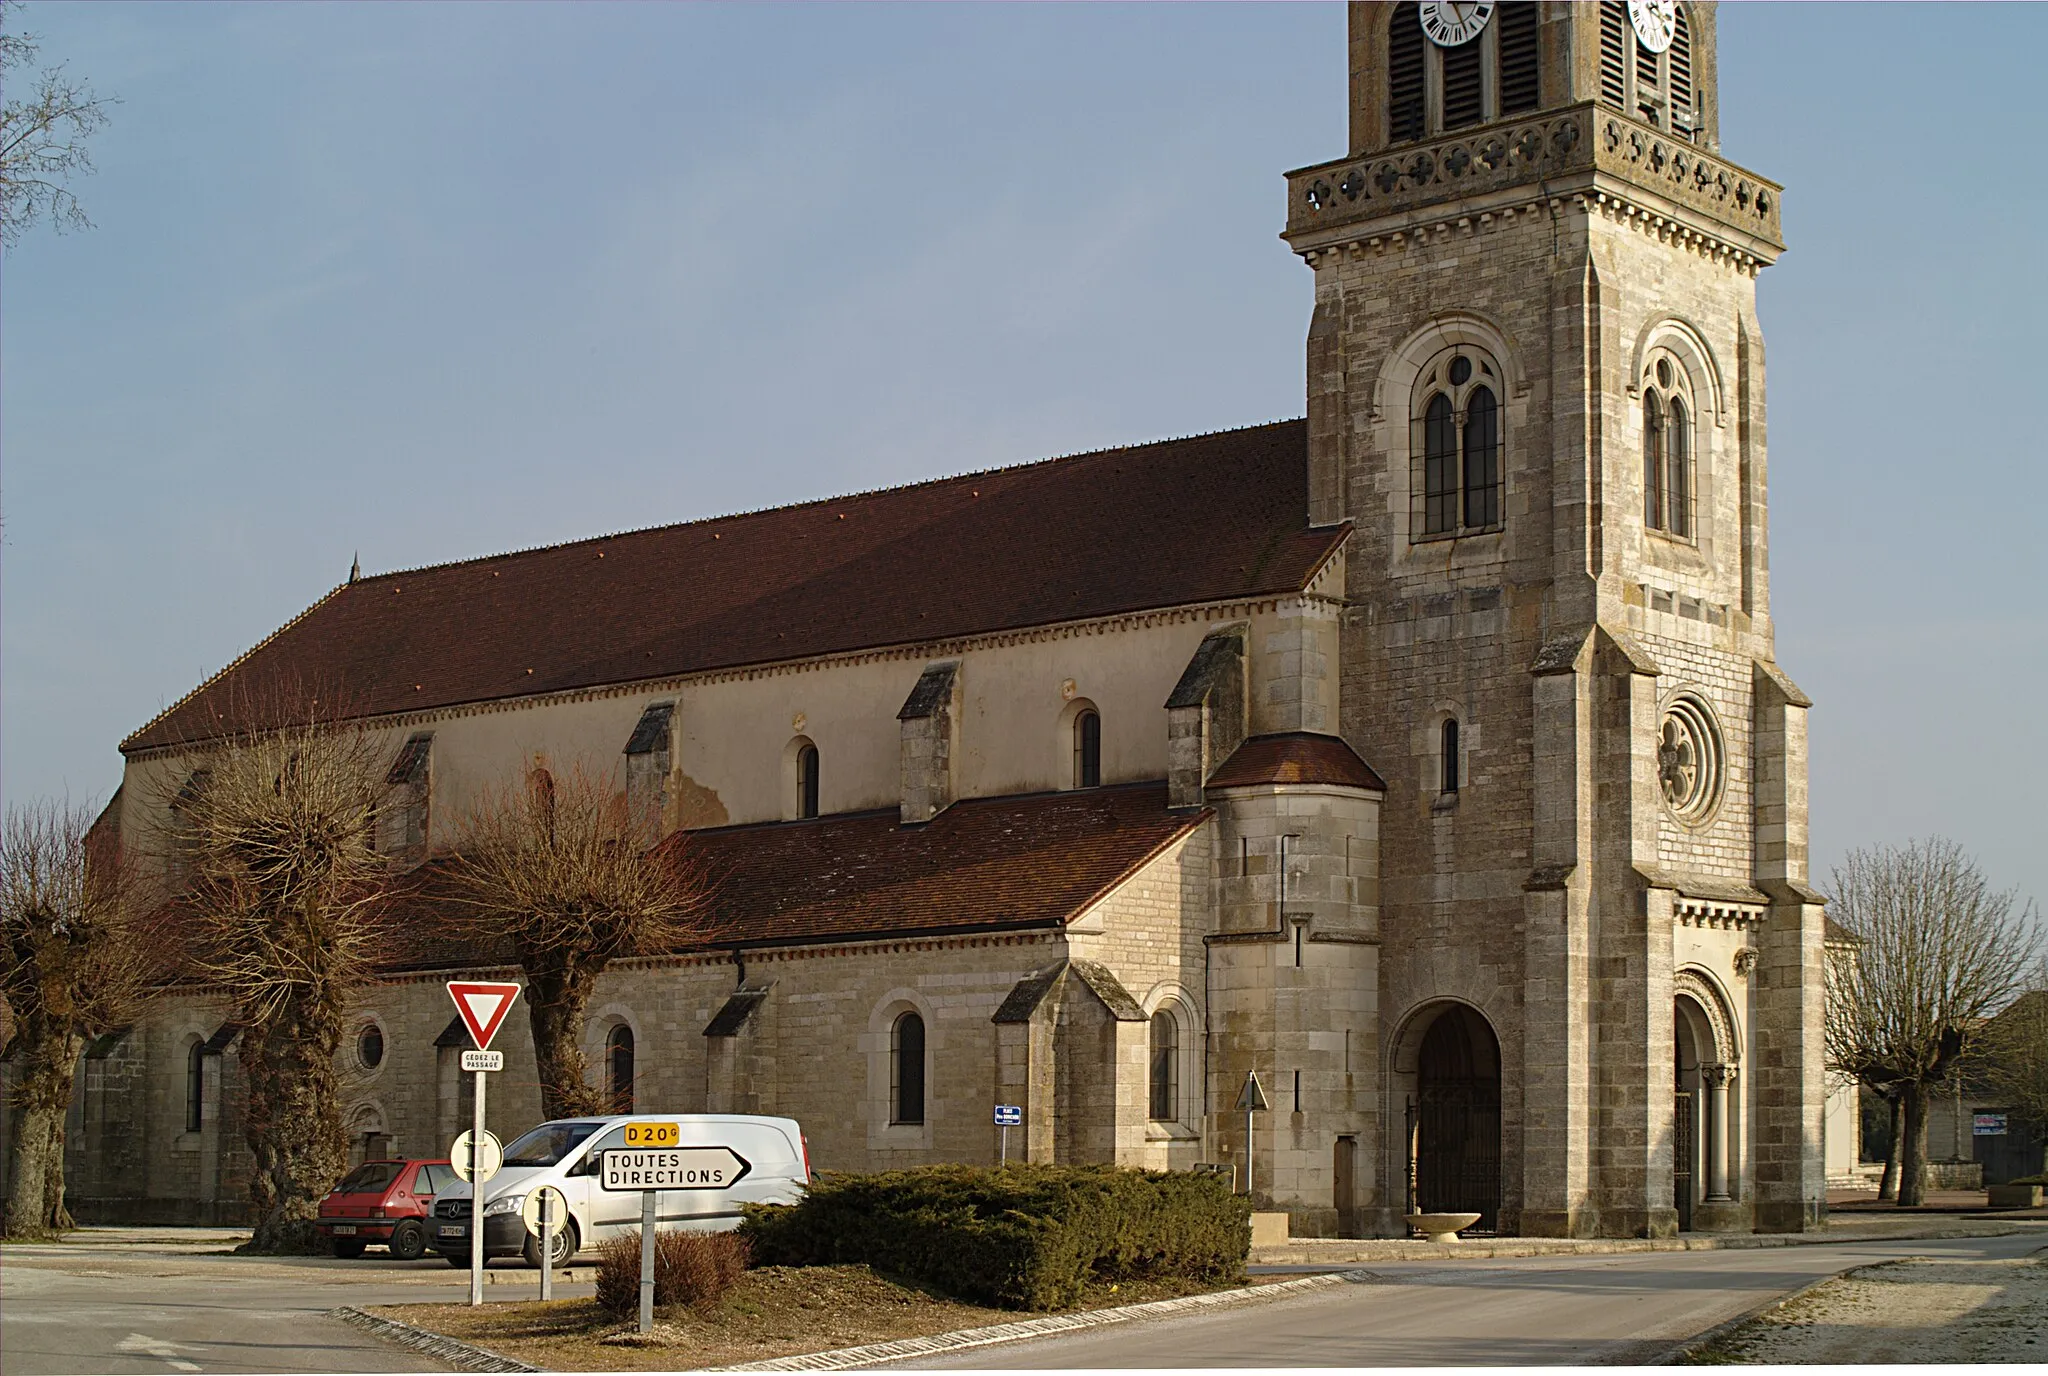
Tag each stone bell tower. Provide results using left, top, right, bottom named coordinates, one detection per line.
left=1283, top=2, right=1827, bottom=1237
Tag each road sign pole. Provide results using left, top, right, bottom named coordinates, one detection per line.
left=1000, top=1123, right=1008, bottom=1165
left=539, top=1191, right=554, bottom=1303
left=470, top=1066, right=487, bottom=1306
left=639, top=1189, right=656, bottom=1334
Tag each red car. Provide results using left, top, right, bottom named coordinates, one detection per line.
left=317, top=1158, right=455, bottom=1259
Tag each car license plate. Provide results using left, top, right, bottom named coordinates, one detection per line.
left=332, top=1225, right=357, bottom=1236
left=438, top=1225, right=466, bottom=1238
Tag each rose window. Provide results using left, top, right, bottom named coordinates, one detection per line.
left=1658, top=694, right=1723, bottom=824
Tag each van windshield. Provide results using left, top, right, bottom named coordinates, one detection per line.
left=501, top=1122, right=601, bottom=1167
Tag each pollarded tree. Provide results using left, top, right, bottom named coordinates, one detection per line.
left=1825, top=839, right=2040, bottom=1206
left=167, top=707, right=391, bottom=1253
left=0, top=799, right=152, bottom=1238
left=441, top=762, right=706, bottom=1120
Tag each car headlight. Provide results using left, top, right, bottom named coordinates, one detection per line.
left=482, top=1194, right=524, bottom=1217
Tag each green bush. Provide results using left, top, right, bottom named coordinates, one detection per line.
left=740, top=1163, right=1250, bottom=1310
left=594, top=1228, right=751, bottom=1318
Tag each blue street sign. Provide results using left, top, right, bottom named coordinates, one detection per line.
left=994, top=1104, right=1023, bottom=1127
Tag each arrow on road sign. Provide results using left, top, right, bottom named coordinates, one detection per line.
left=447, top=981, right=521, bottom=1052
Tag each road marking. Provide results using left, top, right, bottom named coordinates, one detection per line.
left=116, top=1332, right=201, bottom=1371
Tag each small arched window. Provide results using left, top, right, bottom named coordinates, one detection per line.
left=606, top=1024, right=635, bottom=1113
left=1642, top=354, right=1695, bottom=541
left=1413, top=351, right=1506, bottom=541
left=1074, top=709, right=1102, bottom=789
left=185, top=1042, right=206, bottom=1132
left=1441, top=718, right=1461, bottom=794
left=1149, top=1011, right=1179, bottom=1122
left=891, top=1011, right=925, bottom=1125
left=797, top=743, right=820, bottom=820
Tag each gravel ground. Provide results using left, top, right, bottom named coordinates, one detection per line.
left=1689, top=1248, right=2048, bottom=1364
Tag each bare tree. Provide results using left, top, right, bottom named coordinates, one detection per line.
left=441, top=762, right=707, bottom=1119
left=1, top=2, right=116, bottom=247
left=1, top=799, right=152, bottom=1238
left=1982, top=968, right=2048, bottom=1174
left=1824, top=839, right=2040, bottom=1206
left=163, top=707, right=391, bottom=1252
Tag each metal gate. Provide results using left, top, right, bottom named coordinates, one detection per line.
left=1409, top=1077, right=1501, bottom=1233
left=1674, top=1090, right=1695, bottom=1232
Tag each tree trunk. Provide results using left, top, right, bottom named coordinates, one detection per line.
left=237, top=998, right=346, bottom=1254
left=1898, top=1081, right=1931, bottom=1207
left=526, top=962, right=604, bottom=1120
left=1877, top=1094, right=1900, bottom=1202
left=3, top=1020, right=84, bottom=1239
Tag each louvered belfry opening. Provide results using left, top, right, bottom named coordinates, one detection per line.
left=1599, top=1, right=1629, bottom=109
left=1388, top=2, right=1426, bottom=143
left=1497, top=2, right=1540, bottom=115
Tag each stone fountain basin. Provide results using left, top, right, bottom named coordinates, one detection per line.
left=1405, top=1211, right=1482, bottom=1243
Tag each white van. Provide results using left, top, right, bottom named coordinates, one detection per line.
left=429, top=1113, right=809, bottom=1267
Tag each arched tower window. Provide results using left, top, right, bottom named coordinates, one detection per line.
left=1149, top=1010, right=1179, bottom=1122
left=1386, top=2, right=1542, bottom=144
left=1441, top=718, right=1461, bottom=794
left=891, top=1011, right=925, bottom=1125
left=1412, top=349, right=1506, bottom=541
left=1074, top=708, right=1102, bottom=789
left=606, top=1024, right=635, bottom=1113
left=1641, top=353, right=1696, bottom=540
left=796, top=742, right=820, bottom=819
left=185, top=1041, right=206, bottom=1132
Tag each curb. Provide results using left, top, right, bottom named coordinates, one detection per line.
left=714, top=1270, right=1378, bottom=1371
left=1641, top=1257, right=1901, bottom=1366
left=1250, top=1221, right=2044, bottom=1267
left=330, top=1306, right=542, bottom=1374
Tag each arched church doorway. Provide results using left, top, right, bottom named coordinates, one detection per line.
left=1398, top=1002, right=1501, bottom=1233
left=1674, top=974, right=1738, bottom=1232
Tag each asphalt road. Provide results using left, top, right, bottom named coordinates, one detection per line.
left=900, top=1231, right=2048, bottom=1368
left=0, top=1242, right=579, bottom=1376
left=4, top=1228, right=2044, bottom=1372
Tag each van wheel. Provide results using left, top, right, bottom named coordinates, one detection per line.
left=332, top=1239, right=366, bottom=1259
left=389, top=1220, right=427, bottom=1261
left=523, top=1218, right=579, bottom=1270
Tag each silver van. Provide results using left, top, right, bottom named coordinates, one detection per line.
left=429, top=1113, right=809, bottom=1267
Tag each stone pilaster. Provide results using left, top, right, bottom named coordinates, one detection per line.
left=896, top=661, right=961, bottom=825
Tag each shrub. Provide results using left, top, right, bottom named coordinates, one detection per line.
left=594, top=1227, right=751, bottom=1318
left=741, top=1163, right=1249, bottom=1310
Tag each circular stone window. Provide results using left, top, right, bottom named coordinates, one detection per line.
left=1658, top=694, right=1725, bottom=824
left=356, top=1021, right=386, bottom=1072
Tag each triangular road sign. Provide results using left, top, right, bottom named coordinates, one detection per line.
left=1234, top=1069, right=1269, bottom=1113
left=447, top=981, right=522, bottom=1052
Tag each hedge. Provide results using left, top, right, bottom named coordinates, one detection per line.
left=739, top=1163, right=1250, bottom=1310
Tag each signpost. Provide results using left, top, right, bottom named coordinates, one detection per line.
left=993, top=1104, right=1022, bottom=1164
left=1234, top=1070, right=1269, bottom=1200
left=599, top=1127, right=753, bottom=1334
left=447, top=980, right=521, bottom=1307
left=520, top=1185, right=569, bottom=1302
left=1974, top=1112, right=2009, bottom=1137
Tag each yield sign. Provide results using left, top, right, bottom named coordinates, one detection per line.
left=447, top=981, right=522, bottom=1052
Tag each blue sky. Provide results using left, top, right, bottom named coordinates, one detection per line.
left=3, top=3, right=2041, bottom=913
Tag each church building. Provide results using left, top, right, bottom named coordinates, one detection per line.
left=26, top=2, right=1831, bottom=1238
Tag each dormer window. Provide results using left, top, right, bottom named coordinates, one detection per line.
left=1388, top=2, right=1540, bottom=144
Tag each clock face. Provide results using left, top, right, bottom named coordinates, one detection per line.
left=1418, top=0, right=1495, bottom=49
left=1629, top=0, right=1677, bottom=54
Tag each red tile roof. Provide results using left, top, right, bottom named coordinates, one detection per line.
left=1205, top=732, right=1387, bottom=791
left=125, top=421, right=1341, bottom=752
left=377, top=783, right=1204, bottom=972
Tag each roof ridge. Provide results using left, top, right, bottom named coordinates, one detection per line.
left=348, top=418, right=1306, bottom=585
left=119, top=583, right=350, bottom=753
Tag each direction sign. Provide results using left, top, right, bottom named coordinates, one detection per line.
left=460, top=1049, right=504, bottom=1073
left=520, top=1184, right=570, bottom=1237
left=993, top=1104, right=1023, bottom=1127
left=450, top=1129, right=502, bottom=1184
left=446, top=981, right=522, bottom=1052
left=1974, top=1112, right=2009, bottom=1136
left=600, top=1147, right=751, bottom=1192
